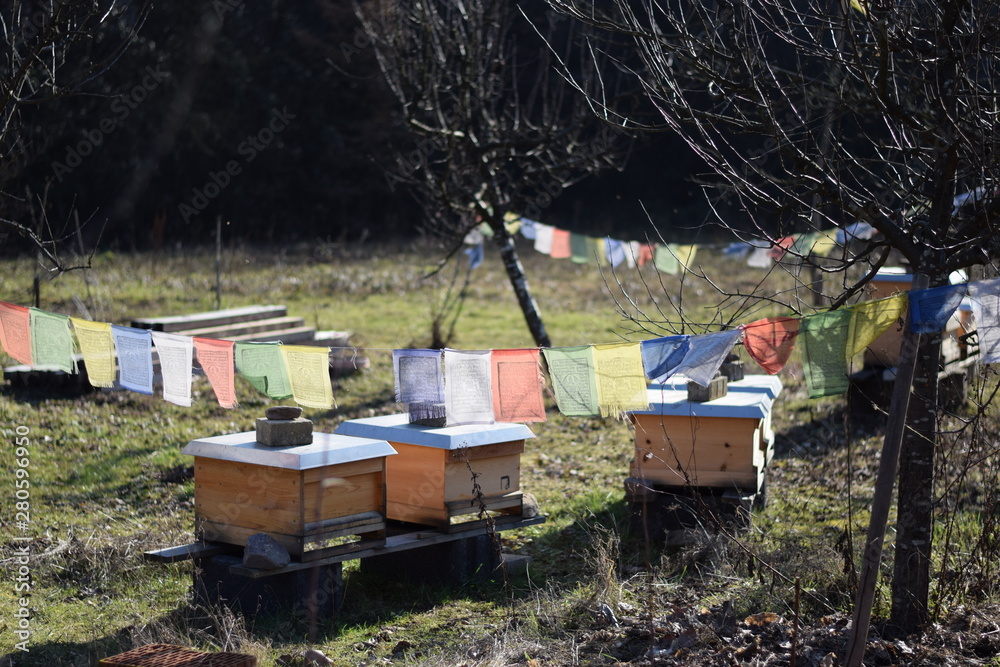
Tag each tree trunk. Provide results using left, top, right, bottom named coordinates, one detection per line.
left=492, top=226, right=552, bottom=348
left=890, top=321, right=943, bottom=633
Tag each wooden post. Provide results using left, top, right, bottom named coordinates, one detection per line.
left=843, top=274, right=927, bottom=666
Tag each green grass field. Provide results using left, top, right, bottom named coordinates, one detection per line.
left=1, top=242, right=998, bottom=666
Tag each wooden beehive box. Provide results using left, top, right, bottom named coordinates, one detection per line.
left=627, top=375, right=782, bottom=493
left=182, top=431, right=396, bottom=559
left=864, top=268, right=968, bottom=367
left=336, top=414, right=534, bottom=528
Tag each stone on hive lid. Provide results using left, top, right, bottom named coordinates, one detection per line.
left=243, top=532, right=291, bottom=570
left=687, top=374, right=728, bottom=402
left=256, top=406, right=313, bottom=447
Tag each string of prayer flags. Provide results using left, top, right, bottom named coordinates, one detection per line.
left=909, top=283, right=968, bottom=334
left=641, top=335, right=691, bottom=383
left=30, top=308, right=76, bottom=373
left=534, top=223, right=555, bottom=255
left=393, top=349, right=444, bottom=404
left=235, top=341, right=292, bottom=401
left=967, top=278, right=1000, bottom=363
left=444, top=349, right=494, bottom=425
left=71, top=318, right=116, bottom=388
left=280, top=345, right=334, bottom=409
left=152, top=332, right=194, bottom=406
left=742, top=317, right=800, bottom=374
left=593, top=342, right=649, bottom=417
left=747, top=245, right=772, bottom=268
left=193, top=338, right=237, bottom=409
left=847, top=294, right=908, bottom=359
left=111, top=325, right=154, bottom=394
left=0, top=301, right=32, bottom=365
left=570, top=233, right=591, bottom=264
left=550, top=229, right=572, bottom=259
left=800, top=310, right=853, bottom=398
left=491, top=348, right=546, bottom=422
left=542, top=346, right=600, bottom=416
left=672, top=329, right=743, bottom=386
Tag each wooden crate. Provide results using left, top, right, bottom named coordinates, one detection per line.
left=182, top=431, right=396, bottom=559
left=336, top=414, right=534, bottom=528
left=628, top=376, right=781, bottom=493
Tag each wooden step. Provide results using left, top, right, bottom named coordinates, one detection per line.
left=222, top=326, right=318, bottom=344
left=131, top=305, right=287, bottom=332
left=177, top=316, right=306, bottom=339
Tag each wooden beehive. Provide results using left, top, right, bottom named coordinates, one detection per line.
left=336, top=414, right=534, bottom=528
left=628, top=375, right=781, bottom=493
left=182, top=431, right=396, bottom=559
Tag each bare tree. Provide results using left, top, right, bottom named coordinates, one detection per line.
left=357, top=0, right=631, bottom=348
left=0, top=0, right=149, bottom=271
left=545, top=0, right=1000, bottom=657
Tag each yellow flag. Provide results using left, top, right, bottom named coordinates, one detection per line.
left=279, top=345, right=334, bottom=409
left=674, top=244, right=699, bottom=271
left=847, top=294, right=908, bottom=359
left=70, top=318, right=116, bottom=388
left=593, top=342, right=648, bottom=418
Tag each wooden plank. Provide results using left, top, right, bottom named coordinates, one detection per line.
left=385, top=443, right=447, bottom=513
left=628, top=462, right=761, bottom=490
left=142, top=541, right=239, bottom=563
left=302, top=458, right=383, bottom=484
left=177, top=315, right=306, bottom=339
left=223, top=326, right=318, bottom=344
left=446, top=440, right=525, bottom=462
left=226, top=514, right=547, bottom=578
left=303, top=470, right=384, bottom=521
left=194, top=459, right=303, bottom=533
left=130, top=305, right=288, bottom=332
left=386, top=500, right=449, bottom=526
left=303, top=511, right=385, bottom=534
left=198, top=520, right=305, bottom=555
left=444, top=453, right=520, bottom=501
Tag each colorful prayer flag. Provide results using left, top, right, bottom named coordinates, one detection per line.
left=393, top=349, right=444, bottom=404
left=641, top=335, right=690, bottom=383
left=491, top=349, right=546, bottom=422
left=111, top=325, right=154, bottom=394
left=605, top=238, right=627, bottom=268
left=235, top=341, right=292, bottom=400
left=672, top=329, right=743, bottom=386
left=968, top=278, right=1000, bottom=364
left=847, top=294, right=908, bottom=359
left=0, top=301, right=32, bottom=365
left=653, top=245, right=679, bottom=275
left=570, top=233, right=591, bottom=263
left=909, top=283, right=967, bottom=334
left=533, top=223, right=554, bottom=255
left=71, top=318, right=116, bottom=388
left=153, top=331, right=194, bottom=406
left=194, top=338, right=237, bottom=408
left=30, top=309, right=76, bottom=373
left=550, top=229, right=572, bottom=259
left=542, top=346, right=599, bottom=417
left=742, top=317, right=800, bottom=374
left=280, top=344, right=334, bottom=409
left=444, top=349, right=494, bottom=425
left=593, top=342, right=649, bottom=417
left=800, top=310, right=853, bottom=398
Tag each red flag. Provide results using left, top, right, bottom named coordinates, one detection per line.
left=742, top=317, right=800, bottom=374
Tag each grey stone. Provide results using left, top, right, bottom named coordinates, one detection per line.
left=521, top=491, right=541, bottom=518
left=242, top=533, right=291, bottom=570
left=687, top=375, right=728, bottom=402
left=266, top=405, right=302, bottom=420
left=256, top=416, right=313, bottom=446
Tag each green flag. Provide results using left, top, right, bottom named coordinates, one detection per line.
left=542, top=346, right=599, bottom=416
left=30, top=308, right=76, bottom=373
left=235, top=341, right=293, bottom=400
left=801, top=309, right=853, bottom=398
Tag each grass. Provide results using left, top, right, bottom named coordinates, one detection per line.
left=1, top=240, right=999, bottom=665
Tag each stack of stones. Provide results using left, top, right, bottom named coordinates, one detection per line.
left=255, top=406, right=313, bottom=447
left=687, top=375, right=728, bottom=403
left=719, top=352, right=745, bottom=382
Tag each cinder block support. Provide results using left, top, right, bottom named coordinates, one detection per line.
left=193, top=555, right=343, bottom=617
left=360, top=534, right=502, bottom=587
